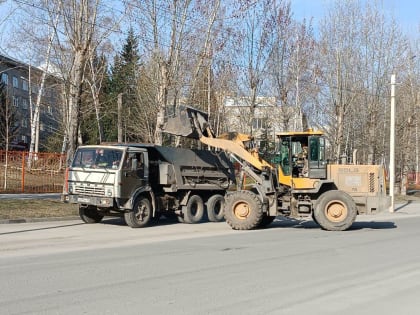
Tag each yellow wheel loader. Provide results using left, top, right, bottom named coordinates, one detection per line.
left=162, top=106, right=390, bottom=231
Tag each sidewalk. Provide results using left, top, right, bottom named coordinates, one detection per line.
left=358, top=200, right=420, bottom=221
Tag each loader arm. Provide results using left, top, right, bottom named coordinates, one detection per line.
left=162, top=106, right=273, bottom=172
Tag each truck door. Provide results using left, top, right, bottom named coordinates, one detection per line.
left=120, top=149, right=149, bottom=199
left=308, top=136, right=327, bottom=179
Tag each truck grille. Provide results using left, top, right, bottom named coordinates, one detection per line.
left=75, top=185, right=105, bottom=196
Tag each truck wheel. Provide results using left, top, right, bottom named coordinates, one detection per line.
left=124, top=197, right=153, bottom=228
left=79, top=205, right=103, bottom=223
left=183, top=195, right=204, bottom=224
left=224, top=190, right=263, bottom=230
left=313, top=190, right=357, bottom=231
left=257, top=214, right=276, bottom=228
left=206, top=194, right=225, bottom=222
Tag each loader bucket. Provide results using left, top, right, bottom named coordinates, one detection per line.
left=162, top=106, right=213, bottom=139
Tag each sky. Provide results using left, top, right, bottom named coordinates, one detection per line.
left=0, top=0, right=419, bottom=60
left=290, top=0, right=420, bottom=35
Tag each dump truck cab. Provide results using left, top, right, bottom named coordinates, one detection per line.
left=63, top=145, right=150, bottom=210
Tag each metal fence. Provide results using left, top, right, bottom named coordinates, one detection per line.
left=0, top=150, right=66, bottom=193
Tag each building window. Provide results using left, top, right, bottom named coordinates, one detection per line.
left=22, top=79, right=29, bottom=91
left=1, top=73, right=8, bottom=85
left=22, top=98, right=28, bottom=109
left=47, top=105, right=52, bottom=114
left=40, top=123, right=44, bottom=131
left=22, top=119, right=28, bottom=128
left=13, top=76, right=19, bottom=88
left=14, top=120, right=19, bottom=127
left=13, top=96, right=19, bottom=107
left=21, top=135, right=27, bottom=143
left=32, top=84, right=39, bottom=94
left=252, top=118, right=267, bottom=130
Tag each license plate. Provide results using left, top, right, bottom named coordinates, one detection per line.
left=78, top=197, right=91, bottom=203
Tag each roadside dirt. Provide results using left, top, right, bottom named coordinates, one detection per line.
left=0, top=199, right=78, bottom=220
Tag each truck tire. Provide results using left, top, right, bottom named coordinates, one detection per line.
left=124, top=197, right=153, bottom=228
left=183, top=195, right=204, bottom=224
left=224, top=190, right=263, bottom=230
left=313, top=190, right=357, bottom=231
left=206, top=194, right=225, bottom=222
left=79, top=205, right=104, bottom=223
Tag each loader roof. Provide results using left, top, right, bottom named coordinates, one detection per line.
left=277, top=129, right=323, bottom=137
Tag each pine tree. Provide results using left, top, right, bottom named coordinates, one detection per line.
left=109, top=28, right=142, bottom=142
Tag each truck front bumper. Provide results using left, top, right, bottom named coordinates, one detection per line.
left=63, top=194, right=114, bottom=208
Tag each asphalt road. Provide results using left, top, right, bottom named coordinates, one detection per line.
left=1, top=202, right=420, bottom=315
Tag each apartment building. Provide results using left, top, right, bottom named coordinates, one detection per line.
left=0, top=54, right=61, bottom=151
left=222, top=95, right=305, bottom=143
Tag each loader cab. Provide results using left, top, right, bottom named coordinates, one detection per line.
left=277, top=131, right=327, bottom=183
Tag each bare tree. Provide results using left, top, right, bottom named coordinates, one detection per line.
left=40, top=0, right=122, bottom=162
left=317, top=1, right=363, bottom=162
left=127, top=0, right=225, bottom=144
left=232, top=0, right=280, bottom=135
left=0, top=81, right=18, bottom=151
left=316, top=0, right=408, bottom=164
left=267, top=4, right=316, bottom=132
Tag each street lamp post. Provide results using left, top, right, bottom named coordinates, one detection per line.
left=389, top=74, right=396, bottom=213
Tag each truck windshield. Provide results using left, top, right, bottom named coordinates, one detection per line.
left=72, top=148, right=123, bottom=169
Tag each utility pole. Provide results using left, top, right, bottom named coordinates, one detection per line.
left=117, top=93, right=123, bottom=143
left=416, top=92, right=420, bottom=185
left=389, top=74, right=396, bottom=212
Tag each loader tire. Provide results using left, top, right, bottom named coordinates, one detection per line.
left=206, top=194, right=225, bottom=222
left=183, top=195, right=204, bottom=224
left=224, top=190, right=263, bottom=230
left=313, top=190, right=357, bottom=231
left=125, top=197, right=153, bottom=228
left=79, top=205, right=103, bottom=223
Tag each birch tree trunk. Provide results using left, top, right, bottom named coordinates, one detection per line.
left=27, top=15, right=58, bottom=169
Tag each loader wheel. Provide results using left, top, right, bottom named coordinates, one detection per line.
left=206, top=194, right=225, bottom=222
left=124, top=197, right=153, bottom=228
left=257, top=214, right=276, bottom=229
left=183, top=195, right=204, bottom=224
left=79, top=205, right=103, bottom=223
left=224, top=190, right=263, bottom=230
left=313, top=190, right=357, bottom=231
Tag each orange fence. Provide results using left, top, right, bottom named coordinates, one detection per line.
left=0, top=150, right=66, bottom=194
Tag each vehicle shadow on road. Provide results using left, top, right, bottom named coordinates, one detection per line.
left=266, top=217, right=397, bottom=231
left=395, top=200, right=413, bottom=211
left=100, top=215, right=186, bottom=228
left=0, top=222, right=85, bottom=235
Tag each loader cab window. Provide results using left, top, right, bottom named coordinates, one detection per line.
left=277, top=136, right=311, bottom=178
left=277, top=138, right=291, bottom=176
